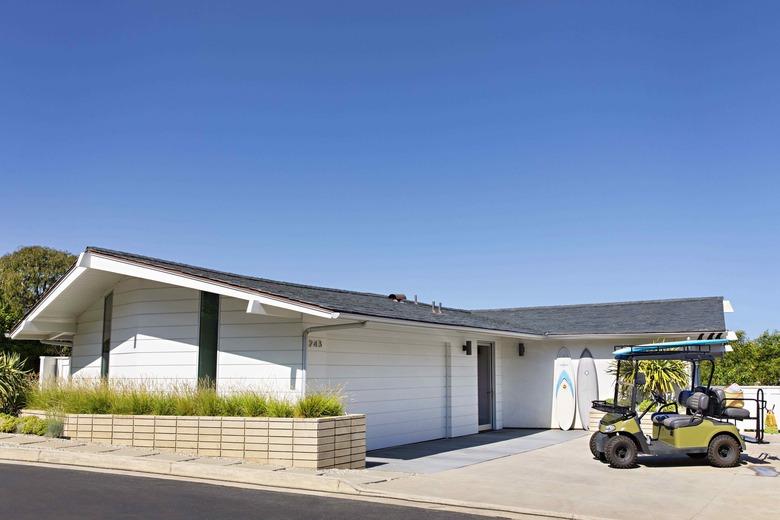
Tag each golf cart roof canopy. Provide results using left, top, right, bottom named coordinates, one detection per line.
left=613, top=338, right=731, bottom=361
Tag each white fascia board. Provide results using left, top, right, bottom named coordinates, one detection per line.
left=723, top=299, right=734, bottom=313
left=726, top=330, right=738, bottom=341
left=336, top=312, right=542, bottom=339
left=83, top=252, right=339, bottom=320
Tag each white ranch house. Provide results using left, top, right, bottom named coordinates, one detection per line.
left=11, top=247, right=733, bottom=450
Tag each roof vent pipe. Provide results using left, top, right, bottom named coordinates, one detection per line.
left=414, top=294, right=418, bottom=305
left=388, top=293, right=407, bottom=302
left=431, top=301, right=436, bottom=313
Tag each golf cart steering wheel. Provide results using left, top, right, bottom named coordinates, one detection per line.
left=651, top=390, right=667, bottom=405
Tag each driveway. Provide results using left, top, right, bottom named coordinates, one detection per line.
left=360, top=433, right=780, bottom=520
left=367, top=428, right=587, bottom=473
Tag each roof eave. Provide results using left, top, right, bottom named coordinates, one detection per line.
left=10, top=250, right=340, bottom=340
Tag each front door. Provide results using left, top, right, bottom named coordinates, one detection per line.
left=477, top=343, right=494, bottom=431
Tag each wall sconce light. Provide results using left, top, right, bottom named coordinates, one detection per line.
left=518, top=343, right=525, bottom=356
left=462, top=341, right=472, bottom=355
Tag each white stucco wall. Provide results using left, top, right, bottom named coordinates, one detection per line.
left=500, top=336, right=689, bottom=429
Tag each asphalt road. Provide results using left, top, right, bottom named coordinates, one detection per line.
left=0, top=463, right=487, bottom=520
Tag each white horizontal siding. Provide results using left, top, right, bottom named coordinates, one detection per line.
left=216, top=296, right=304, bottom=398
left=70, top=282, right=509, bottom=451
left=449, top=338, right=478, bottom=437
left=307, top=323, right=496, bottom=450
left=107, top=278, right=200, bottom=385
left=70, top=296, right=104, bottom=379
left=69, top=277, right=200, bottom=386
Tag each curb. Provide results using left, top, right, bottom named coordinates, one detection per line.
left=0, top=444, right=606, bottom=520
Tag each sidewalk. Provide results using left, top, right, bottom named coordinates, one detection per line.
left=1, top=431, right=777, bottom=520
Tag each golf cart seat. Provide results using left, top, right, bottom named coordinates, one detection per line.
left=651, top=390, right=694, bottom=425
left=662, top=392, right=709, bottom=430
left=697, top=387, right=752, bottom=420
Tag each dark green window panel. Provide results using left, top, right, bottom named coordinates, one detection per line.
left=198, top=292, right=219, bottom=385
left=100, top=292, right=113, bottom=379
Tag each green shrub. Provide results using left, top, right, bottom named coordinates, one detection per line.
left=266, top=398, right=294, bottom=418
left=222, top=392, right=269, bottom=417
left=294, top=392, right=344, bottom=418
left=26, top=380, right=344, bottom=418
left=0, top=413, right=19, bottom=433
left=0, top=352, right=31, bottom=414
left=46, top=417, right=64, bottom=438
left=17, top=416, right=48, bottom=436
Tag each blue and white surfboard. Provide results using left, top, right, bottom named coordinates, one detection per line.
left=554, top=347, right=576, bottom=431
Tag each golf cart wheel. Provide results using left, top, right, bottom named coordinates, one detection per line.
left=589, top=432, right=607, bottom=462
left=707, top=434, right=741, bottom=468
left=605, top=435, right=637, bottom=469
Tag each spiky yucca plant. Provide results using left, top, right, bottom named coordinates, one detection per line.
left=0, top=352, right=30, bottom=414
left=609, top=359, right=689, bottom=400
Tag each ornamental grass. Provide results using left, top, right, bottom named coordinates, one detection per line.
left=26, top=380, right=344, bottom=418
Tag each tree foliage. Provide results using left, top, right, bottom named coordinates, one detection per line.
left=0, top=246, right=77, bottom=368
left=609, top=358, right=690, bottom=400
left=704, top=330, right=780, bottom=386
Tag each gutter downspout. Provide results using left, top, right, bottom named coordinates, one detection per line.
left=299, top=321, right=367, bottom=396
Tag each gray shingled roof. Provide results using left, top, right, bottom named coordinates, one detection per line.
left=472, top=298, right=726, bottom=335
left=86, top=247, right=726, bottom=336
left=86, top=247, right=539, bottom=334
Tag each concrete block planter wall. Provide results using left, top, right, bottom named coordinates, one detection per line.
left=22, top=410, right=366, bottom=469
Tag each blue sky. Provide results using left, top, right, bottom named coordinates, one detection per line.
left=2, top=2, right=777, bottom=336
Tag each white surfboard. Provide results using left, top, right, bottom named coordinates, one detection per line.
left=554, top=347, right=576, bottom=431
left=576, top=349, right=599, bottom=431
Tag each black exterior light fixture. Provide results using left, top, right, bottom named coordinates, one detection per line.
left=518, top=343, right=525, bottom=356
left=462, top=341, right=472, bottom=355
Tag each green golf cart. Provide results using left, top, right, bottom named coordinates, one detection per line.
left=590, top=339, right=767, bottom=469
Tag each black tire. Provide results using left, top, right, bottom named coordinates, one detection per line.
left=589, top=433, right=608, bottom=463
left=687, top=453, right=707, bottom=459
left=589, top=432, right=601, bottom=458
left=605, top=435, right=638, bottom=469
left=707, top=434, right=741, bottom=468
